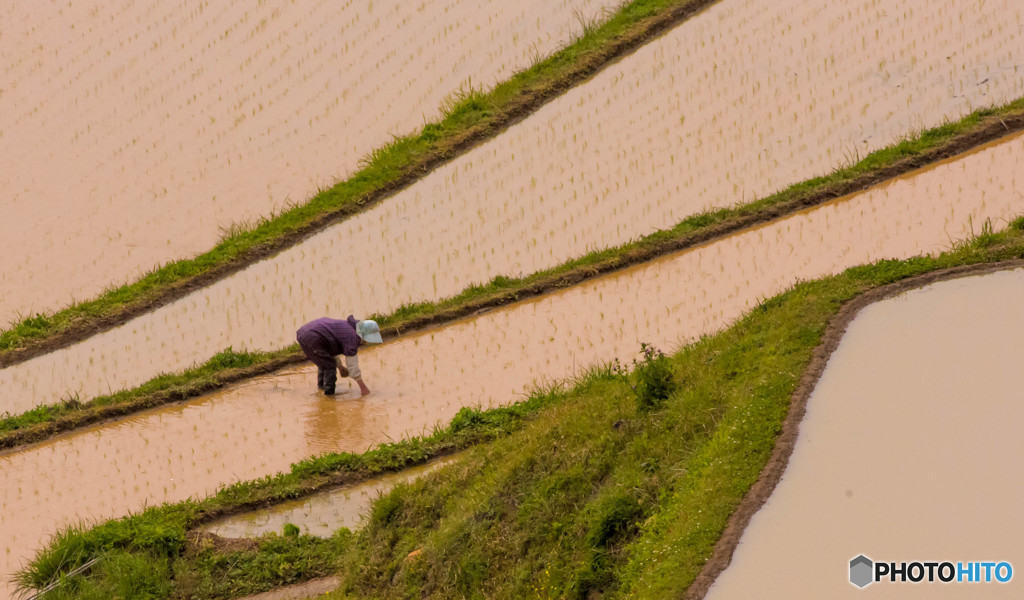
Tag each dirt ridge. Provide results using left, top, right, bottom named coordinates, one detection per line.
left=684, top=258, right=1024, bottom=599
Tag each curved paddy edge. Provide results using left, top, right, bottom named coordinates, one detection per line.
left=683, top=257, right=1024, bottom=599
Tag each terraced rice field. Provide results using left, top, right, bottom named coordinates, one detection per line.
left=0, top=0, right=621, bottom=322
left=2, top=132, right=1022, bottom=593
left=7, top=1, right=1024, bottom=598
left=705, top=268, right=1024, bottom=599
left=4, top=0, right=1024, bottom=416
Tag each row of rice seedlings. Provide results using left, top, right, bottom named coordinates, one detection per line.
left=0, top=0, right=620, bottom=322
left=2, top=135, right=1022, bottom=592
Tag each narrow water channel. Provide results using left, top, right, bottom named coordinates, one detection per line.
left=202, top=456, right=459, bottom=539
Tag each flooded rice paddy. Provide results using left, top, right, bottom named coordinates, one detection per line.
left=2, top=133, right=1023, bottom=593
left=5, top=0, right=1024, bottom=409
left=3, top=129, right=1024, bottom=415
left=3, top=2, right=1024, bottom=328
left=0, top=0, right=620, bottom=321
left=705, top=268, right=1024, bottom=599
left=202, top=456, right=458, bottom=539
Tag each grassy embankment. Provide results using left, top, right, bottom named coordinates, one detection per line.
left=3, top=98, right=1024, bottom=449
left=18, top=221, right=1024, bottom=599
left=0, top=0, right=719, bottom=367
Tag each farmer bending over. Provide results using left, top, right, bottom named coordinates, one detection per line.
left=296, top=315, right=383, bottom=396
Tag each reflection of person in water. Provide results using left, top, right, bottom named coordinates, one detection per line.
left=305, top=391, right=368, bottom=455
left=296, top=315, right=383, bottom=396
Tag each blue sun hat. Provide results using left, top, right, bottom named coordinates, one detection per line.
left=356, top=319, right=384, bottom=344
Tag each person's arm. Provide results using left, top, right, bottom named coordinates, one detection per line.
left=345, top=354, right=371, bottom=396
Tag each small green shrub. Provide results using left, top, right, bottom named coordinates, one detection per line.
left=618, top=343, right=677, bottom=412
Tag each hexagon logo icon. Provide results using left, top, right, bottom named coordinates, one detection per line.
left=850, top=555, right=874, bottom=588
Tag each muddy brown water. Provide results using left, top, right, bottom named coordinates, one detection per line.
left=0, top=0, right=621, bottom=322
left=202, top=456, right=458, bottom=539
left=3, top=135, right=1024, bottom=595
left=703, top=268, right=1024, bottom=599
left=3, top=129, right=1024, bottom=416
left=1, top=1, right=1023, bottom=327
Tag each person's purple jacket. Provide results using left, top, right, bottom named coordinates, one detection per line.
left=296, top=315, right=375, bottom=396
left=296, top=315, right=361, bottom=368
